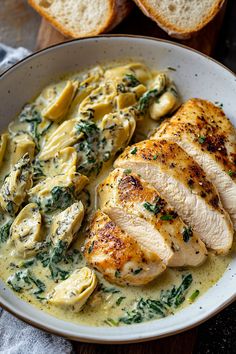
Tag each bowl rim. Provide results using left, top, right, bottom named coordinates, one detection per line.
left=0, top=34, right=235, bottom=344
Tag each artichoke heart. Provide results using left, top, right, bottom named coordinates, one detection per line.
left=105, top=63, right=151, bottom=84
left=116, top=92, right=137, bottom=110
left=43, top=81, right=78, bottom=121
left=43, top=147, right=77, bottom=176
left=10, top=203, right=42, bottom=258
left=149, top=73, right=167, bottom=92
left=79, top=81, right=117, bottom=121
left=50, top=201, right=84, bottom=246
left=0, top=133, right=8, bottom=167
left=149, top=89, right=178, bottom=120
left=11, top=134, right=35, bottom=165
left=0, top=154, right=32, bottom=215
left=48, top=267, right=97, bottom=312
left=39, top=118, right=83, bottom=160
left=28, top=171, right=88, bottom=212
left=100, top=109, right=136, bottom=155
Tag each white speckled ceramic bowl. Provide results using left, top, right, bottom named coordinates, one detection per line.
left=0, top=36, right=236, bottom=343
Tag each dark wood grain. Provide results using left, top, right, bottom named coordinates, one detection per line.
left=74, top=328, right=198, bottom=354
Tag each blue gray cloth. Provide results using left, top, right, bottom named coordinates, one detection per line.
left=0, top=43, right=31, bottom=74
left=0, top=43, right=74, bottom=354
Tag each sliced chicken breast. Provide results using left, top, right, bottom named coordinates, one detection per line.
left=84, top=210, right=166, bottom=286
left=98, top=168, right=207, bottom=267
left=115, top=139, right=233, bottom=254
left=153, top=99, right=236, bottom=228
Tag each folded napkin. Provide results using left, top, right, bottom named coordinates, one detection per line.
left=0, top=43, right=74, bottom=354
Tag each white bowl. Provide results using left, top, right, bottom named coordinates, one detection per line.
left=0, top=35, right=236, bottom=343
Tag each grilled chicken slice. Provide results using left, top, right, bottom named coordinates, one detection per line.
left=153, top=99, right=236, bottom=228
left=84, top=210, right=165, bottom=286
left=115, top=139, right=233, bottom=254
left=98, top=168, right=207, bottom=267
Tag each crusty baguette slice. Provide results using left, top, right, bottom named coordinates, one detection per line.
left=133, top=0, right=225, bottom=39
left=28, top=0, right=132, bottom=38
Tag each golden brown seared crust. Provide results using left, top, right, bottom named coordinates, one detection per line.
left=84, top=210, right=165, bottom=286
left=116, top=139, right=222, bottom=212
left=99, top=169, right=177, bottom=225
left=99, top=168, right=207, bottom=267
left=156, top=98, right=236, bottom=179
left=133, top=0, right=225, bottom=39
left=28, top=0, right=132, bottom=38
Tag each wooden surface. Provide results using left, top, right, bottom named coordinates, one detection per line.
left=73, top=329, right=198, bottom=354
left=34, top=3, right=228, bottom=354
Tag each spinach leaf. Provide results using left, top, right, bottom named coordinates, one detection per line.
left=119, top=298, right=166, bottom=325
left=19, top=104, right=42, bottom=147
left=75, top=120, right=102, bottom=176
left=138, top=89, right=159, bottom=114
left=119, top=274, right=193, bottom=325
left=7, top=269, right=46, bottom=297
left=34, top=186, right=75, bottom=212
left=124, top=74, right=140, bottom=87
left=160, top=274, right=193, bottom=308
left=0, top=220, right=12, bottom=243
left=36, top=241, right=71, bottom=281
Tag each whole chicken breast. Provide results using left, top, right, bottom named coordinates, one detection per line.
left=98, top=168, right=207, bottom=267
left=153, top=99, right=236, bottom=228
left=84, top=210, right=166, bottom=286
left=115, top=139, right=233, bottom=254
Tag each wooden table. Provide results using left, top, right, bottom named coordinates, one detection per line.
left=1, top=1, right=236, bottom=353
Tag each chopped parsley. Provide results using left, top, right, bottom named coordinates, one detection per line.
left=182, top=226, right=193, bottom=243
left=88, top=241, right=95, bottom=254
left=143, top=198, right=163, bottom=215
left=100, top=285, right=120, bottom=294
left=116, top=296, right=126, bottom=306
left=124, top=168, right=132, bottom=174
left=115, top=270, right=121, bottom=278
left=104, top=318, right=119, bottom=326
left=133, top=268, right=143, bottom=275
left=188, top=289, right=200, bottom=302
left=228, top=170, right=235, bottom=177
left=198, top=136, right=206, bottom=144
left=130, top=147, right=137, bottom=155
left=160, top=214, right=175, bottom=221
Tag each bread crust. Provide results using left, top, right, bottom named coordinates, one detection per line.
left=28, top=0, right=132, bottom=38
left=133, top=0, right=225, bottom=39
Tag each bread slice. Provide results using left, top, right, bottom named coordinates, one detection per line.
left=28, top=0, right=132, bottom=38
left=134, top=0, right=225, bottom=39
